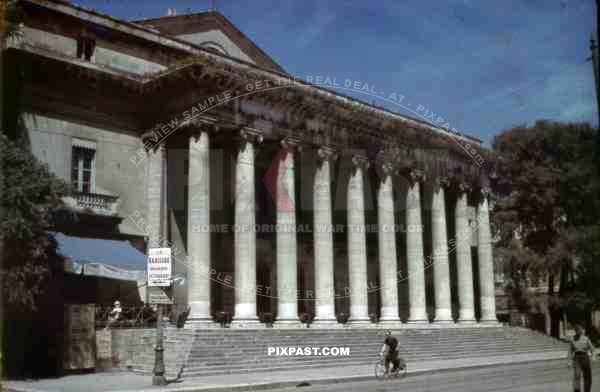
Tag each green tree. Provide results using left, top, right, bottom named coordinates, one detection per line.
left=491, top=120, right=600, bottom=337
left=1, top=133, right=69, bottom=377
left=1, top=134, right=68, bottom=308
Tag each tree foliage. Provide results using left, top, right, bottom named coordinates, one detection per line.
left=0, top=0, right=24, bottom=45
left=1, top=133, right=68, bottom=311
left=491, top=120, right=600, bottom=330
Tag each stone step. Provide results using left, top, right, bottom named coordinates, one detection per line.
left=185, top=341, right=559, bottom=356
left=137, top=348, right=564, bottom=377
left=183, top=344, right=562, bottom=361
left=177, top=351, right=561, bottom=372
left=128, top=327, right=567, bottom=377
left=184, top=341, right=561, bottom=354
left=183, top=335, right=556, bottom=346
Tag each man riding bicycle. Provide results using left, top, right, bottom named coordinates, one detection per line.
left=380, top=329, right=401, bottom=375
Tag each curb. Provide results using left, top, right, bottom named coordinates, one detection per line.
left=123, top=353, right=566, bottom=392
left=2, top=353, right=567, bottom=392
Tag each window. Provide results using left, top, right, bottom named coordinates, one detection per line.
left=77, top=35, right=96, bottom=61
left=71, top=139, right=96, bottom=193
left=200, top=41, right=228, bottom=56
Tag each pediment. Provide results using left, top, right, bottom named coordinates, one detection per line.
left=133, top=12, right=286, bottom=74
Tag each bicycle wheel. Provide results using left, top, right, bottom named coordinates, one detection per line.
left=374, top=361, right=386, bottom=380
left=397, top=360, right=407, bottom=379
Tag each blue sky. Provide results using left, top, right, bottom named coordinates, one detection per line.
left=77, top=0, right=596, bottom=144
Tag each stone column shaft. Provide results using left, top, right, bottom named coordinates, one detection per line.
left=347, top=157, right=369, bottom=322
left=406, top=176, right=427, bottom=322
left=313, top=150, right=336, bottom=323
left=455, top=189, right=476, bottom=322
left=276, top=149, right=298, bottom=323
left=187, top=132, right=211, bottom=321
left=233, top=135, right=259, bottom=324
left=477, top=192, right=497, bottom=322
left=431, top=181, right=453, bottom=322
left=377, top=170, right=400, bottom=322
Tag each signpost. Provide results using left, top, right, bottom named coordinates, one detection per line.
left=147, top=247, right=172, bottom=386
left=148, top=286, right=173, bottom=305
left=147, top=247, right=172, bottom=287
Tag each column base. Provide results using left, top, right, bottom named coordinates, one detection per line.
left=231, top=318, right=262, bottom=329
left=406, top=319, right=429, bottom=325
left=184, top=319, right=219, bottom=330
left=408, top=307, right=428, bottom=323
left=432, top=319, right=454, bottom=325
left=433, top=308, right=453, bottom=322
left=479, top=319, right=502, bottom=326
left=311, top=320, right=341, bottom=329
left=458, top=309, right=476, bottom=324
left=376, top=320, right=404, bottom=329
left=274, top=320, right=303, bottom=329
left=348, top=319, right=374, bottom=328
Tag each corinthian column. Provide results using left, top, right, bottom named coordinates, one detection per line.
left=377, top=162, right=400, bottom=324
left=187, top=131, right=212, bottom=322
left=455, top=183, right=476, bottom=323
left=232, top=128, right=262, bottom=327
left=406, top=170, right=428, bottom=323
left=347, top=155, right=370, bottom=324
left=431, top=178, right=453, bottom=323
left=477, top=188, right=498, bottom=323
left=313, top=146, right=337, bottom=325
left=275, top=138, right=300, bottom=326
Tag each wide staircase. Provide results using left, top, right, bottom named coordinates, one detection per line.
left=130, top=326, right=567, bottom=378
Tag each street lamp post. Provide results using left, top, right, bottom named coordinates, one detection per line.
left=152, top=304, right=167, bottom=386
left=151, top=274, right=184, bottom=386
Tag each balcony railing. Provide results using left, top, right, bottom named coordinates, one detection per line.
left=74, top=192, right=119, bottom=215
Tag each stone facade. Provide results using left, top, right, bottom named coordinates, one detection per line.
left=7, top=0, right=498, bottom=328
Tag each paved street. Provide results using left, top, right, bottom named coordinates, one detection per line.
left=271, top=360, right=600, bottom=392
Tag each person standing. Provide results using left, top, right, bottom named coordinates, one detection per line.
left=569, top=324, right=595, bottom=392
left=106, top=300, right=122, bottom=329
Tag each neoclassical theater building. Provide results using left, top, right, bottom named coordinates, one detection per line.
left=6, top=0, right=498, bottom=327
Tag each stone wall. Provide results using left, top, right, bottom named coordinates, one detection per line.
left=20, top=26, right=166, bottom=75
left=22, top=112, right=149, bottom=236
left=108, top=328, right=194, bottom=379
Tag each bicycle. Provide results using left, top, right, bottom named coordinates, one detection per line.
left=374, top=354, right=407, bottom=380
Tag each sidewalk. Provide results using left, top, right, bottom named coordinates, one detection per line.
left=3, top=351, right=566, bottom=392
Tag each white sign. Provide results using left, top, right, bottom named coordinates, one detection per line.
left=148, top=286, right=173, bottom=305
left=147, top=247, right=172, bottom=287
left=95, top=329, right=112, bottom=359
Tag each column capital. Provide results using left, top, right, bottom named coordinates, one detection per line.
left=408, top=168, right=426, bottom=185
left=240, top=127, right=264, bottom=144
left=435, top=176, right=450, bottom=188
left=317, top=145, right=338, bottom=162
left=143, top=140, right=166, bottom=154
left=479, top=186, right=492, bottom=200
left=380, top=161, right=396, bottom=175
left=280, top=136, right=303, bottom=151
left=351, top=154, right=370, bottom=170
left=453, top=181, right=472, bottom=194
left=375, top=161, right=396, bottom=189
left=189, top=116, right=220, bottom=140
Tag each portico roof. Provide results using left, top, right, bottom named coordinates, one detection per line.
left=18, top=0, right=482, bottom=146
